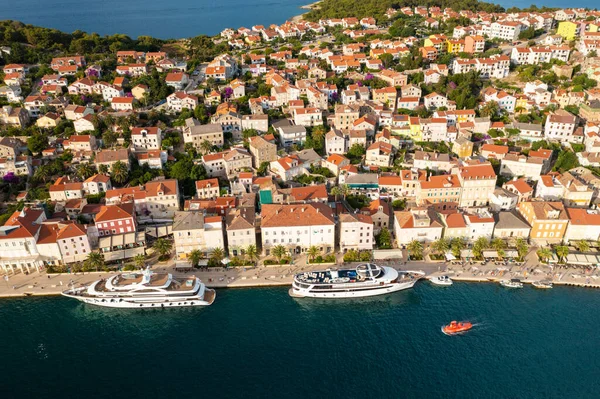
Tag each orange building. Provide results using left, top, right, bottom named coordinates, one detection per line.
left=517, top=201, right=569, bottom=244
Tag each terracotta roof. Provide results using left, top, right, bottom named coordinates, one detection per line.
left=566, top=208, right=600, bottom=226
left=95, top=203, right=135, bottom=223
left=261, top=203, right=334, bottom=227
left=195, top=178, right=219, bottom=190
left=458, top=164, right=496, bottom=179
left=56, top=222, right=87, bottom=240
left=504, top=178, right=533, bottom=194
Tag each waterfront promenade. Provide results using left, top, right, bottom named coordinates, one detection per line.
left=2, top=255, right=600, bottom=298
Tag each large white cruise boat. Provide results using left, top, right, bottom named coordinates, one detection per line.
left=61, top=268, right=216, bottom=308
left=289, top=263, right=425, bottom=299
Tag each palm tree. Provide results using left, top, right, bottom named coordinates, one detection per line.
left=431, top=238, right=450, bottom=256
left=76, top=163, right=95, bottom=180
left=200, top=139, right=213, bottom=155
left=85, top=252, right=105, bottom=271
left=189, top=249, right=203, bottom=268
left=555, top=245, right=569, bottom=263
left=537, top=248, right=552, bottom=263
left=331, top=185, right=350, bottom=201
left=307, top=245, right=321, bottom=264
left=514, top=237, right=528, bottom=262
left=451, top=237, right=467, bottom=259
left=576, top=240, right=590, bottom=253
left=406, top=240, right=423, bottom=260
left=34, top=166, right=50, bottom=183
left=133, top=254, right=146, bottom=269
left=111, top=161, right=129, bottom=185
left=472, top=237, right=489, bottom=260
left=245, top=244, right=258, bottom=266
left=153, top=238, right=173, bottom=259
left=210, top=247, right=225, bottom=264
left=271, top=245, right=288, bottom=264
left=490, top=238, right=506, bottom=252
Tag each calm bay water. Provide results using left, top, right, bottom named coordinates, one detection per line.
left=5, top=0, right=599, bottom=40
left=2, top=283, right=600, bottom=398
left=2, top=0, right=307, bottom=39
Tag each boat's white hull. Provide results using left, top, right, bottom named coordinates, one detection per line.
left=289, top=280, right=417, bottom=299
left=500, top=283, right=523, bottom=289
left=62, top=289, right=216, bottom=308
left=429, top=278, right=453, bottom=286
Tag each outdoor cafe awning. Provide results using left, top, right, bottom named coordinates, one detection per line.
left=460, top=249, right=474, bottom=258
left=445, top=253, right=457, bottom=261
left=483, top=250, right=498, bottom=258
left=124, top=232, right=136, bottom=245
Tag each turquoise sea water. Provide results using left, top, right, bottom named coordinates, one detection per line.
left=2, top=0, right=307, bottom=39
left=3, top=0, right=597, bottom=39
left=2, top=282, right=600, bottom=398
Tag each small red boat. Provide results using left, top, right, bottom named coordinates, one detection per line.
left=442, top=321, right=473, bottom=335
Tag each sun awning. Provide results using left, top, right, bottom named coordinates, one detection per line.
left=445, top=253, right=456, bottom=260
left=460, top=249, right=473, bottom=258
left=483, top=250, right=498, bottom=258
left=98, top=236, right=112, bottom=248
left=175, top=260, right=192, bottom=269
left=123, top=233, right=136, bottom=244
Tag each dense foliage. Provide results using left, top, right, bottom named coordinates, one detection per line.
left=304, top=0, right=504, bottom=22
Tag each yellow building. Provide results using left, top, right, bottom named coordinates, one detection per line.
left=557, top=21, right=578, bottom=41
left=446, top=39, right=465, bottom=54
left=409, top=117, right=423, bottom=141
left=515, top=96, right=529, bottom=111
left=452, top=137, right=473, bottom=158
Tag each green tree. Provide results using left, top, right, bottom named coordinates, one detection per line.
left=307, top=245, right=321, bottom=263
left=210, top=247, right=225, bottom=264
left=576, top=240, right=590, bottom=253
left=406, top=240, right=423, bottom=260
left=76, top=163, right=96, bottom=180
left=472, top=237, right=489, bottom=260
left=346, top=143, right=366, bottom=163
left=257, top=161, right=270, bottom=176
left=27, top=133, right=48, bottom=155
left=514, top=237, right=528, bottom=262
left=110, top=161, right=129, bottom=185
left=271, top=245, right=288, bottom=264
left=451, top=237, right=467, bottom=259
left=153, top=238, right=173, bottom=259
left=537, top=248, right=552, bottom=263
left=245, top=244, right=258, bottom=265
left=490, top=238, right=506, bottom=252
left=84, top=252, right=105, bottom=271
left=330, top=184, right=350, bottom=200
left=431, top=238, right=450, bottom=256
left=199, top=139, right=213, bottom=155
left=555, top=245, right=569, bottom=263
left=189, top=249, right=203, bottom=268
left=133, top=254, right=146, bottom=269
left=375, top=227, right=392, bottom=249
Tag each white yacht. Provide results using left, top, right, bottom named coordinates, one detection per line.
left=500, top=279, right=523, bottom=288
left=289, top=263, right=425, bottom=298
left=532, top=280, right=553, bottom=289
left=61, top=268, right=216, bottom=308
left=429, top=275, right=453, bottom=286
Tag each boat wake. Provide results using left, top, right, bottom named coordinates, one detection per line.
left=441, top=322, right=482, bottom=336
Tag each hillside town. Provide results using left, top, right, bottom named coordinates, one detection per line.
left=5, top=6, right=600, bottom=276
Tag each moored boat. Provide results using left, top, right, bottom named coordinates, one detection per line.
left=289, top=263, right=425, bottom=298
left=429, top=275, right=453, bottom=286
left=61, top=267, right=215, bottom=308
left=500, top=279, right=523, bottom=288
left=532, top=280, right=553, bottom=289
left=442, top=321, right=473, bottom=335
